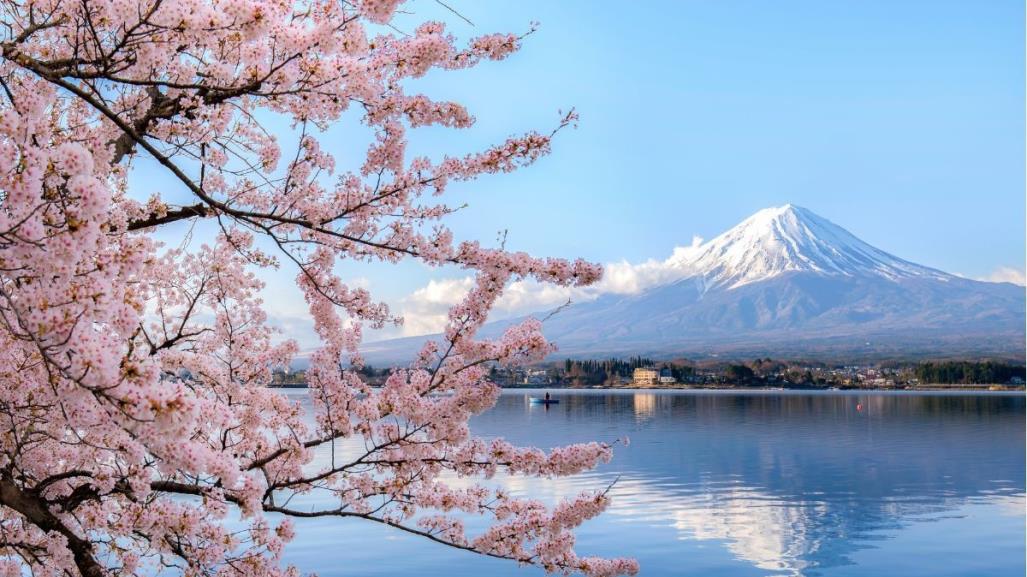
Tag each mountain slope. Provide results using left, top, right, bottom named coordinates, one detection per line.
left=363, top=205, right=1025, bottom=362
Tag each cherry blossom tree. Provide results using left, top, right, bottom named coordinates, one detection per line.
left=0, top=1, right=638, bottom=576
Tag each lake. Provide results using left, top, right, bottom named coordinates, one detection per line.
left=279, top=389, right=1025, bottom=577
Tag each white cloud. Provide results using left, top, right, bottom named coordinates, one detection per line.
left=392, top=237, right=706, bottom=337
left=262, top=239, right=711, bottom=342
left=397, top=277, right=476, bottom=336
left=979, top=266, right=1026, bottom=286
left=598, top=235, right=704, bottom=294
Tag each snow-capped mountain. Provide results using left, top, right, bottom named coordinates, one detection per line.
left=674, top=204, right=950, bottom=289
left=364, top=206, right=1025, bottom=362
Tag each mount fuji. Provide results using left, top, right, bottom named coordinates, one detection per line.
left=365, top=205, right=1025, bottom=362
left=665, top=204, right=952, bottom=289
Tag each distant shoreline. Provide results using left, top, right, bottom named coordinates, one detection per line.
left=269, top=384, right=1025, bottom=392
left=504, top=385, right=1027, bottom=392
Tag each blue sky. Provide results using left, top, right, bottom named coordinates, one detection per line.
left=132, top=0, right=1026, bottom=343
left=403, top=0, right=1025, bottom=271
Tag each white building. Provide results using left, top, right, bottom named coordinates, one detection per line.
left=633, top=367, right=659, bottom=386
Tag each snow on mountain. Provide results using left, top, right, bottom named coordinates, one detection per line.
left=362, top=205, right=1025, bottom=363
left=673, top=204, right=950, bottom=289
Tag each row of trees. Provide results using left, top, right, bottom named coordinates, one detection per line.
left=914, top=362, right=1026, bottom=384
left=552, top=358, right=1027, bottom=388
left=563, top=356, right=656, bottom=375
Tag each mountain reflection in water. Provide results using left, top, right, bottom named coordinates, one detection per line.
left=280, top=390, right=1025, bottom=577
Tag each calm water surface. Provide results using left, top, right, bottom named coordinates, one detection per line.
left=280, top=390, right=1025, bottom=577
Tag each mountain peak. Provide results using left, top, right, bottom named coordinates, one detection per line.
left=681, top=205, right=948, bottom=289
left=746, top=203, right=817, bottom=227
left=759, top=202, right=802, bottom=214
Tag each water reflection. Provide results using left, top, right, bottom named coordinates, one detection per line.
left=282, top=390, right=1025, bottom=577
left=633, top=393, right=657, bottom=422
left=473, top=391, right=1024, bottom=576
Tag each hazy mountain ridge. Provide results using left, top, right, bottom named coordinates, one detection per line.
left=363, top=206, right=1025, bottom=363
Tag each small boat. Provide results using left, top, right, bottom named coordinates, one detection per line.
left=529, top=397, right=560, bottom=404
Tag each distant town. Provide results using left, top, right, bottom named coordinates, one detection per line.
left=272, top=358, right=1027, bottom=391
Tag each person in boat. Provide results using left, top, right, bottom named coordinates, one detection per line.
left=544, top=392, right=551, bottom=401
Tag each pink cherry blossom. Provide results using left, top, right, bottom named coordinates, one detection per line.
left=0, top=2, right=635, bottom=577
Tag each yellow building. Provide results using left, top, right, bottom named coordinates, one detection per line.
left=633, top=367, right=660, bottom=386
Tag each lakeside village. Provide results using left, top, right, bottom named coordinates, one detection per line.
left=272, top=358, right=1027, bottom=390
